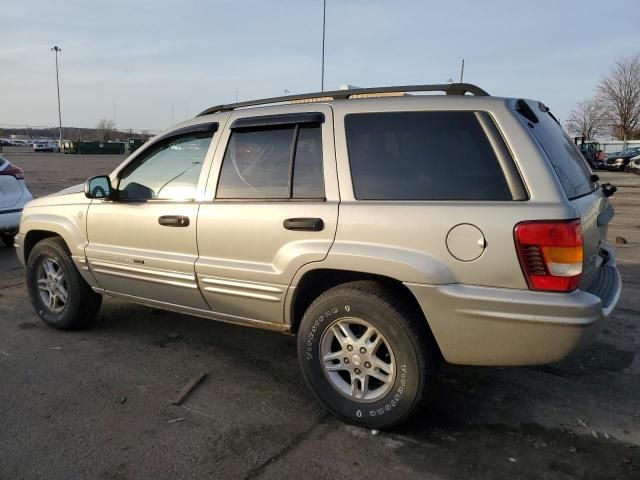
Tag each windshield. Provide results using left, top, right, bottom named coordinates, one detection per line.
left=621, top=148, right=640, bottom=155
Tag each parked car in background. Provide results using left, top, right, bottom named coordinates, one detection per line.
left=16, top=84, right=621, bottom=428
left=0, top=155, right=33, bottom=247
left=10, top=140, right=31, bottom=147
left=626, top=156, right=640, bottom=175
left=591, top=150, right=607, bottom=170
left=604, top=147, right=640, bottom=171
left=592, top=157, right=607, bottom=170
left=33, top=140, right=59, bottom=153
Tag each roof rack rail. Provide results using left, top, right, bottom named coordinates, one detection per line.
left=197, top=83, right=489, bottom=117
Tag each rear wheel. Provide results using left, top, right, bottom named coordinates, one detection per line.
left=26, top=237, right=102, bottom=329
left=297, top=281, right=440, bottom=429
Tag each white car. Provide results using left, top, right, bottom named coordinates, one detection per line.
left=0, top=155, right=33, bottom=247
left=33, top=140, right=59, bottom=153
left=627, top=155, right=640, bottom=174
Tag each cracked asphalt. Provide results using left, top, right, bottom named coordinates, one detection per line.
left=1, top=149, right=638, bottom=479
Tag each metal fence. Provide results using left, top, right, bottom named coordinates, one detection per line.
left=0, top=123, right=160, bottom=143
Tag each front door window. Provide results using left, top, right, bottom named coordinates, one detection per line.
left=118, top=132, right=213, bottom=201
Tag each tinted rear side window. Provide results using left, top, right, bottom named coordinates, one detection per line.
left=517, top=100, right=596, bottom=199
left=345, top=111, right=512, bottom=200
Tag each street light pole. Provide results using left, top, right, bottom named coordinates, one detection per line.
left=51, top=46, right=63, bottom=147
left=321, top=0, right=326, bottom=91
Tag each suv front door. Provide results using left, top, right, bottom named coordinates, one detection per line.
left=196, top=106, right=338, bottom=326
left=85, top=122, right=221, bottom=309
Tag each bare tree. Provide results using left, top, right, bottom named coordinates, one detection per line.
left=96, top=118, right=116, bottom=142
left=565, top=99, right=608, bottom=140
left=597, top=54, right=640, bottom=140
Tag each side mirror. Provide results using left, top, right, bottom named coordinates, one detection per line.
left=85, top=175, right=113, bottom=199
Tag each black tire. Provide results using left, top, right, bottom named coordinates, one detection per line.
left=26, top=237, right=102, bottom=330
left=1, top=233, right=15, bottom=248
left=297, top=280, right=440, bottom=429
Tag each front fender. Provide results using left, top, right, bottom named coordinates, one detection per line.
left=17, top=206, right=97, bottom=286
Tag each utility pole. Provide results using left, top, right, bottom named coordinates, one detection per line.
left=321, top=0, right=326, bottom=91
left=459, top=58, right=465, bottom=83
left=51, top=46, right=63, bottom=146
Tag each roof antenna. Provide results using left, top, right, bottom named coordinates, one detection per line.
left=459, top=58, right=465, bottom=83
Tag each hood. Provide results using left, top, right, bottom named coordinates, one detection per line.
left=54, top=183, right=85, bottom=195
left=24, top=183, right=90, bottom=209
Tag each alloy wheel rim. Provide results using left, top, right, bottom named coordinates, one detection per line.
left=320, top=317, right=396, bottom=403
left=37, top=259, right=68, bottom=313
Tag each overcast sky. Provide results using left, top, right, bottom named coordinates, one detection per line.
left=1, top=0, right=639, bottom=132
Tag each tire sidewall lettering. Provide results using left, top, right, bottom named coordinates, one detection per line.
left=300, top=297, right=419, bottom=423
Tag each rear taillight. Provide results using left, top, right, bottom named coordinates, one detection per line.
left=514, top=220, right=583, bottom=292
left=0, top=163, right=24, bottom=180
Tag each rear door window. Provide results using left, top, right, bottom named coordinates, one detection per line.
left=345, top=111, right=513, bottom=200
left=216, top=124, right=324, bottom=199
left=517, top=100, right=596, bottom=199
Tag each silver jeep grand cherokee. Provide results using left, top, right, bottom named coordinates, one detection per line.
left=16, top=84, right=621, bottom=428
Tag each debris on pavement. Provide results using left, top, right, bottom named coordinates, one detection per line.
left=171, top=372, right=207, bottom=406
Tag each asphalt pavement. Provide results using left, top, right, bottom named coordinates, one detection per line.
left=1, top=149, right=638, bottom=479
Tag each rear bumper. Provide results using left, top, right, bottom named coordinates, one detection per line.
left=0, top=208, right=22, bottom=233
left=14, top=232, right=25, bottom=266
left=406, top=252, right=621, bottom=366
left=604, top=164, right=626, bottom=171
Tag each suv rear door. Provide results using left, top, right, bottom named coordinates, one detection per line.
left=195, top=105, right=338, bottom=325
left=516, top=100, right=611, bottom=290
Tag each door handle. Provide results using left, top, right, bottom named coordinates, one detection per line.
left=283, top=218, right=324, bottom=232
left=158, top=215, right=190, bottom=227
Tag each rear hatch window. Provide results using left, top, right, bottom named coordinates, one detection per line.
left=515, top=99, right=596, bottom=199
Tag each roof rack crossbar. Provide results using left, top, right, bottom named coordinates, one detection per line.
left=197, top=83, right=489, bottom=117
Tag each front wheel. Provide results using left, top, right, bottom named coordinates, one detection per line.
left=297, top=281, right=440, bottom=429
left=26, top=237, right=102, bottom=329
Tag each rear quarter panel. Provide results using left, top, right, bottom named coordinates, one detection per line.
left=326, top=97, right=575, bottom=289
